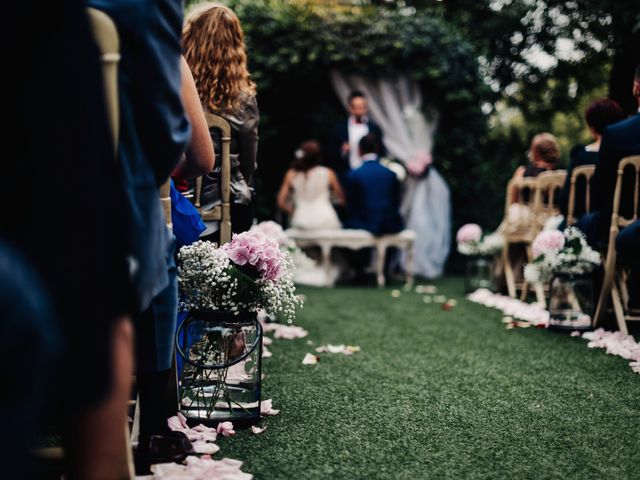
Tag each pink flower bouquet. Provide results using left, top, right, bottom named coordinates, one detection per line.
left=524, top=227, right=600, bottom=284
left=178, top=233, right=301, bottom=322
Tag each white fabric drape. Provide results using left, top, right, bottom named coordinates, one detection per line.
left=330, top=71, right=451, bottom=278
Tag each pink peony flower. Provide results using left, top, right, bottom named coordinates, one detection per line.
left=456, top=224, right=482, bottom=244
left=223, top=231, right=285, bottom=281
left=532, top=230, right=565, bottom=258
left=226, top=245, right=251, bottom=266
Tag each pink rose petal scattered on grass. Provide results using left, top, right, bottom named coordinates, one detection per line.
left=260, top=399, right=280, bottom=416
left=152, top=455, right=252, bottom=479
left=302, top=353, right=319, bottom=364
left=251, top=425, right=267, bottom=435
left=192, top=442, right=220, bottom=455
left=217, top=421, right=236, bottom=437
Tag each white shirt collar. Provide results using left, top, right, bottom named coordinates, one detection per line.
left=361, top=153, right=378, bottom=162
left=349, top=115, right=369, bottom=125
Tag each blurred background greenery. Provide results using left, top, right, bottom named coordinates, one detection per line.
left=186, top=0, right=639, bottom=263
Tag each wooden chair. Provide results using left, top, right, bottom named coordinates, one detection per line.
left=501, top=171, right=567, bottom=303
left=501, top=176, right=541, bottom=300
left=566, top=165, right=596, bottom=226
left=192, top=113, right=232, bottom=245
left=533, top=170, right=566, bottom=228
left=524, top=170, right=567, bottom=303
left=593, top=156, right=640, bottom=334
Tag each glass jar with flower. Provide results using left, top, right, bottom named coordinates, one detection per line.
left=457, top=224, right=503, bottom=293
left=524, top=227, right=600, bottom=331
left=176, top=232, right=301, bottom=426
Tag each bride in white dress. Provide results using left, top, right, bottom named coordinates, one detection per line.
left=277, top=140, right=344, bottom=230
left=277, top=140, right=345, bottom=285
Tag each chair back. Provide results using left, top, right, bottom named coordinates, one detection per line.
left=193, top=113, right=232, bottom=244
left=87, top=8, right=120, bottom=151
left=502, top=176, right=541, bottom=239
left=533, top=170, right=566, bottom=229
left=610, top=156, right=640, bottom=234
left=566, top=164, right=595, bottom=226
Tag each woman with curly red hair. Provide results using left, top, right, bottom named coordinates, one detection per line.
left=183, top=3, right=259, bottom=233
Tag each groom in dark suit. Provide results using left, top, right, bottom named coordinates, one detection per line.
left=345, top=133, right=404, bottom=235
left=329, top=90, right=383, bottom=181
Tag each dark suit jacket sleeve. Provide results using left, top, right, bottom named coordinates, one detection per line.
left=560, top=145, right=581, bottom=216
left=346, top=172, right=362, bottom=221
left=238, top=95, right=259, bottom=183
left=328, top=122, right=348, bottom=174
left=591, top=129, right=616, bottom=213
left=131, top=0, right=191, bottom=186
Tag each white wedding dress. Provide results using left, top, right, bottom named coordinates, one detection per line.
left=288, top=166, right=343, bottom=286
left=290, top=166, right=341, bottom=230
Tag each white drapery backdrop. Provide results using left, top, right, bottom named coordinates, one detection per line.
left=330, top=71, right=451, bottom=278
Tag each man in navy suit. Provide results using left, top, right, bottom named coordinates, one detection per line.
left=345, top=133, right=404, bottom=235
left=577, top=67, right=640, bottom=247
left=329, top=90, right=384, bottom=181
left=577, top=66, right=640, bottom=310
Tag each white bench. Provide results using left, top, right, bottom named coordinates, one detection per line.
left=286, top=228, right=416, bottom=287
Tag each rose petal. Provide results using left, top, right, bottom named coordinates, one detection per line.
left=251, top=425, right=267, bottom=434
left=302, top=353, right=318, bottom=365
left=192, top=442, right=220, bottom=454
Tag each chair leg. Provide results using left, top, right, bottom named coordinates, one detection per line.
left=404, top=242, right=414, bottom=289
left=534, top=283, right=546, bottom=306
left=594, top=250, right=616, bottom=328
left=503, top=244, right=516, bottom=298
left=376, top=244, right=386, bottom=288
left=130, top=394, right=140, bottom=445
left=320, top=244, right=332, bottom=287
left=519, top=243, right=534, bottom=302
left=611, top=276, right=629, bottom=335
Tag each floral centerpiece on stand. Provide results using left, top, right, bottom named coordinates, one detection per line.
left=176, top=232, right=301, bottom=426
left=524, top=227, right=600, bottom=331
left=457, top=223, right=504, bottom=293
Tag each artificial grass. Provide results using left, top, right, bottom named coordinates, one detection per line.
left=218, top=277, right=640, bottom=479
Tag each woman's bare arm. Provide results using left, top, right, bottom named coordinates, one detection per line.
left=173, top=57, right=215, bottom=179
left=328, top=169, right=345, bottom=206
left=277, top=170, right=295, bottom=215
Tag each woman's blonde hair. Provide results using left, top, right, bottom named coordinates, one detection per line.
left=183, top=3, right=256, bottom=115
left=529, top=132, right=560, bottom=165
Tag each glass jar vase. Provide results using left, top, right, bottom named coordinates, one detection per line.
left=464, top=256, right=495, bottom=293
left=547, top=273, right=593, bottom=331
left=176, top=310, right=262, bottom=427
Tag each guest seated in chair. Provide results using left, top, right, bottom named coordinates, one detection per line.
left=616, top=220, right=640, bottom=310
left=577, top=66, right=640, bottom=248
left=345, top=133, right=404, bottom=235
left=558, top=98, right=625, bottom=226
left=183, top=3, right=259, bottom=234
left=510, top=132, right=560, bottom=203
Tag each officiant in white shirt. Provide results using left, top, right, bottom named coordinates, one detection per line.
left=328, top=90, right=383, bottom=182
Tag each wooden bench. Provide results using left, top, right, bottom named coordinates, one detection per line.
left=286, top=228, right=416, bottom=287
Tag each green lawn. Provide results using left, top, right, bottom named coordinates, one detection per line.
left=219, top=277, right=640, bottom=479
